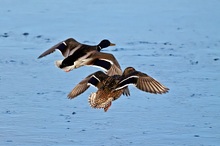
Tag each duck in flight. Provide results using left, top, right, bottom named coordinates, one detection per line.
left=68, top=67, right=169, bottom=112
left=38, top=38, right=121, bottom=75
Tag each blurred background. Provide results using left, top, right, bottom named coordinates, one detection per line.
left=0, top=0, right=220, bottom=145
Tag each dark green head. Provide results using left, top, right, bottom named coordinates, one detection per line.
left=97, top=39, right=115, bottom=51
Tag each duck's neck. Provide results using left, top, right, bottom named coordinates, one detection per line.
left=97, top=45, right=102, bottom=51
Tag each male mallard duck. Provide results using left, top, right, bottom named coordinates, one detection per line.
left=68, top=67, right=169, bottom=112
left=38, top=38, right=115, bottom=59
left=38, top=38, right=120, bottom=75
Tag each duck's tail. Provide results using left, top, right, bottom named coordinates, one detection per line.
left=55, top=60, right=63, bottom=68
left=88, top=92, right=113, bottom=112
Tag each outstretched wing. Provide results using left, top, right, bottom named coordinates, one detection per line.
left=89, top=52, right=123, bottom=76
left=67, top=76, right=91, bottom=99
left=38, top=41, right=63, bottom=59
left=38, top=38, right=81, bottom=59
left=68, top=72, right=95, bottom=99
left=88, top=71, right=109, bottom=88
left=135, top=72, right=169, bottom=94
left=116, top=71, right=169, bottom=94
left=68, top=71, right=108, bottom=99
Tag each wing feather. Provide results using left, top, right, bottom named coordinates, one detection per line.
left=136, top=73, right=169, bottom=94
left=90, top=52, right=123, bottom=76
left=68, top=77, right=91, bottom=99
left=116, top=70, right=169, bottom=94
left=68, top=72, right=96, bottom=99
left=68, top=81, right=90, bottom=99
left=38, top=38, right=81, bottom=59
left=68, top=71, right=108, bottom=99
left=38, top=41, right=62, bottom=59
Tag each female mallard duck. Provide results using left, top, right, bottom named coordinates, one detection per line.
left=38, top=38, right=120, bottom=75
left=68, top=67, right=169, bottom=112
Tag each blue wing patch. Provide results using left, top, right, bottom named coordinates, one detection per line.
left=93, top=59, right=111, bottom=71
left=57, top=42, right=67, bottom=52
left=88, top=76, right=100, bottom=87
left=116, top=76, right=138, bottom=90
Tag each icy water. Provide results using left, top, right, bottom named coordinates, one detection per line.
left=1, top=1, right=220, bottom=146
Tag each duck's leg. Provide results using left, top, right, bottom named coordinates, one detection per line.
left=104, top=101, right=112, bottom=112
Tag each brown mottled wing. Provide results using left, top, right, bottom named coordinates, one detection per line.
left=117, top=71, right=169, bottom=94
left=136, top=72, right=169, bottom=94
left=38, top=41, right=63, bottom=59
left=91, top=52, right=123, bottom=76
left=68, top=71, right=107, bottom=99
left=67, top=73, right=94, bottom=99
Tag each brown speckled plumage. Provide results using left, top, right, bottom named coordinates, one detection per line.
left=68, top=67, right=169, bottom=112
left=88, top=75, right=125, bottom=111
